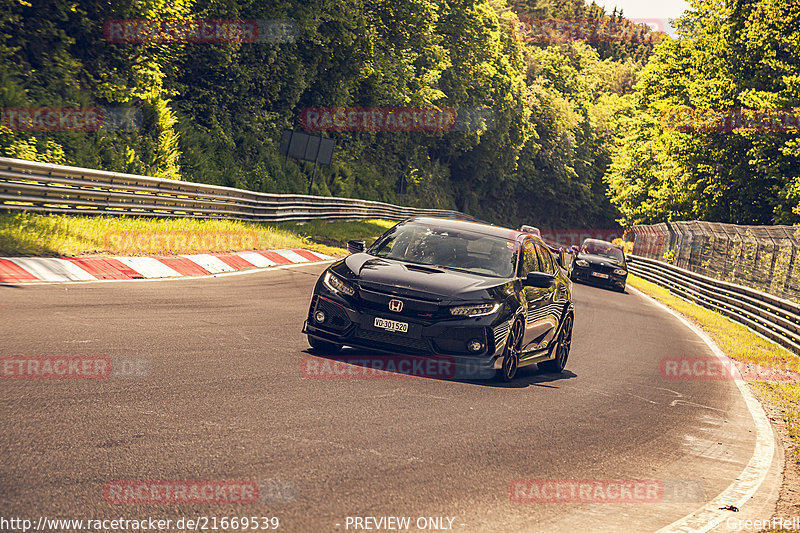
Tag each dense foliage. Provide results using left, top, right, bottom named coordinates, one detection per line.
left=1, top=0, right=661, bottom=227
left=606, top=0, right=800, bottom=226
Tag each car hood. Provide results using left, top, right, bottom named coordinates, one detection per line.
left=578, top=253, right=626, bottom=268
left=338, top=253, right=510, bottom=301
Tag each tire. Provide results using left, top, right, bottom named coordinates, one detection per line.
left=496, top=319, right=524, bottom=382
left=539, top=313, right=573, bottom=373
left=307, top=335, right=342, bottom=354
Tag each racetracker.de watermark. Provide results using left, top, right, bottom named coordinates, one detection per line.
left=1, top=107, right=142, bottom=131
left=103, top=19, right=296, bottom=43
left=301, top=354, right=495, bottom=380
left=660, top=107, right=800, bottom=133
left=103, top=231, right=259, bottom=253
left=660, top=356, right=800, bottom=383
left=1, top=356, right=150, bottom=380
left=510, top=17, right=666, bottom=43
left=299, top=107, right=495, bottom=132
left=103, top=480, right=295, bottom=505
left=0, top=516, right=281, bottom=532
left=509, top=479, right=705, bottom=503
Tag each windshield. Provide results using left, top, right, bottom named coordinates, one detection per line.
left=370, top=223, right=517, bottom=278
left=581, top=240, right=624, bottom=261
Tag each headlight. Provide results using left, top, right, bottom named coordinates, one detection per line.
left=613, top=268, right=627, bottom=276
left=323, top=271, right=356, bottom=296
left=450, top=303, right=501, bottom=317
left=575, top=259, right=589, bottom=267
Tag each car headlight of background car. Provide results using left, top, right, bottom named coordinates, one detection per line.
left=323, top=271, right=356, bottom=296
left=613, top=268, right=627, bottom=276
left=449, top=303, right=501, bottom=317
left=575, top=259, right=589, bottom=267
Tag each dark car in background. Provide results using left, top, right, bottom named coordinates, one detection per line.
left=302, top=217, right=575, bottom=381
left=571, top=238, right=628, bottom=292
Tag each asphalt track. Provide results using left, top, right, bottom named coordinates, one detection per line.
left=0, top=262, right=781, bottom=532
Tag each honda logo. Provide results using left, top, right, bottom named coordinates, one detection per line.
left=388, top=299, right=403, bottom=312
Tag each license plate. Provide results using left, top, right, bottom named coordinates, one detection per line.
left=591, top=272, right=610, bottom=279
left=374, top=317, right=409, bottom=333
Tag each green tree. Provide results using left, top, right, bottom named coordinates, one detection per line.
left=606, top=0, right=800, bottom=226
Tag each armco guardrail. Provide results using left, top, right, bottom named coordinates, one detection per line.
left=629, top=221, right=800, bottom=304
left=628, top=254, right=800, bottom=354
left=0, top=157, right=474, bottom=222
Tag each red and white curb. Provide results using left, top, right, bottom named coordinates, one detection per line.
left=0, top=249, right=335, bottom=283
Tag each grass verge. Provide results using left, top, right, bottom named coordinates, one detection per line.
left=0, top=212, right=396, bottom=257
left=628, top=275, right=799, bottom=372
left=628, top=274, right=800, bottom=512
left=275, top=219, right=396, bottom=250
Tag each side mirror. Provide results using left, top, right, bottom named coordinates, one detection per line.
left=524, top=272, right=555, bottom=288
left=347, top=240, right=366, bottom=254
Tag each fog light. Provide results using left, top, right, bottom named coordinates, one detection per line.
left=314, top=310, right=326, bottom=323
left=467, top=339, right=484, bottom=352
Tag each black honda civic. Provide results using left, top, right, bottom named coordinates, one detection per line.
left=571, top=238, right=628, bottom=292
left=302, top=217, right=574, bottom=381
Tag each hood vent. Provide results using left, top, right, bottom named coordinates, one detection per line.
left=404, top=264, right=445, bottom=274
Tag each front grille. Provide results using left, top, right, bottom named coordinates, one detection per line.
left=314, top=297, right=351, bottom=331
left=354, top=328, right=430, bottom=352
left=588, top=263, right=616, bottom=274
left=358, top=288, right=443, bottom=319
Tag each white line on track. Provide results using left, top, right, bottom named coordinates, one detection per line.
left=628, top=286, right=776, bottom=533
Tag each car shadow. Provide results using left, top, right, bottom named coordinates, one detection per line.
left=460, top=366, right=578, bottom=389
left=302, top=347, right=578, bottom=387
left=572, top=278, right=627, bottom=294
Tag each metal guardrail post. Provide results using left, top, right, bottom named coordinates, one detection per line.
left=783, top=227, right=798, bottom=299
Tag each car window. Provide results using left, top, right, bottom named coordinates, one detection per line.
left=370, top=223, right=518, bottom=278
left=536, top=244, right=554, bottom=274
left=520, top=240, right=541, bottom=275
left=580, top=240, right=624, bottom=261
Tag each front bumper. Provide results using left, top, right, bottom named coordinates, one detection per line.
left=572, top=266, right=626, bottom=289
left=302, top=294, right=508, bottom=379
